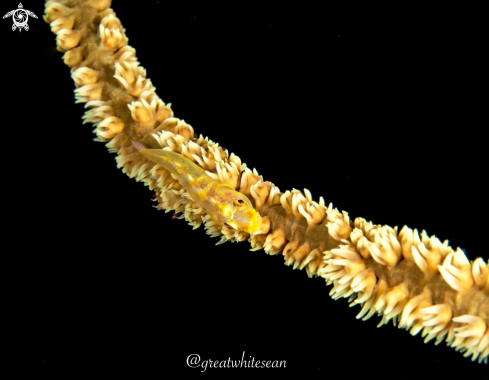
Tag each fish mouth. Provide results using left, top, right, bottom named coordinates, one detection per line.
left=224, top=223, right=236, bottom=230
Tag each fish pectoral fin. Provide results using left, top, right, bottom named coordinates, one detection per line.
left=218, top=203, right=234, bottom=218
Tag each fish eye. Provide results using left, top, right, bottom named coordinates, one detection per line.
left=234, top=199, right=246, bottom=207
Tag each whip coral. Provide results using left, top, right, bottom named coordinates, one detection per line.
left=40, top=0, right=488, bottom=370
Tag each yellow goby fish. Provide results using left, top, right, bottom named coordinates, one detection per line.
left=132, top=141, right=262, bottom=234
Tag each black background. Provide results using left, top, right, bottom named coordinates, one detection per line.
left=3, top=0, right=488, bottom=377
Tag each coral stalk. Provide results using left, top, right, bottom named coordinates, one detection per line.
left=44, top=0, right=488, bottom=363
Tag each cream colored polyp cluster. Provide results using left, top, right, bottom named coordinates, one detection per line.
left=403, top=246, right=488, bottom=363
left=248, top=187, right=343, bottom=277
left=322, top=218, right=489, bottom=363
left=45, top=1, right=109, bottom=52
left=473, top=258, right=489, bottom=292
left=276, top=188, right=351, bottom=240
left=72, top=67, right=103, bottom=104
left=398, top=226, right=453, bottom=273
left=452, top=316, right=489, bottom=361
left=116, top=61, right=153, bottom=98
left=111, top=39, right=172, bottom=138
left=99, top=14, right=127, bottom=51
left=45, top=1, right=128, bottom=143
left=247, top=185, right=359, bottom=278
left=351, top=218, right=401, bottom=265
left=437, top=249, right=474, bottom=292
left=127, top=92, right=173, bottom=135
left=44, top=2, right=79, bottom=52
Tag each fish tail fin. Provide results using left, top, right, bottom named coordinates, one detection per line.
left=131, top=140, right=145, bottom=151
